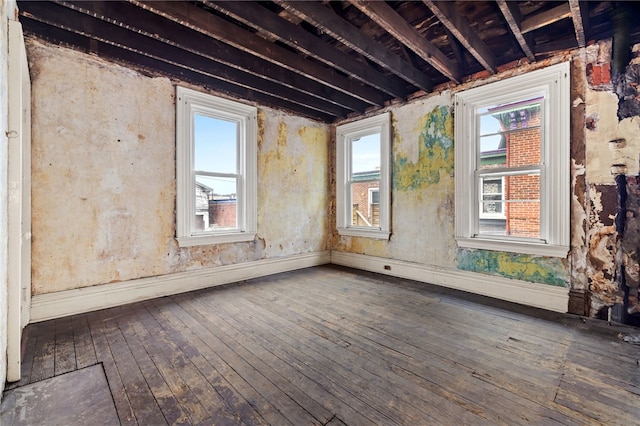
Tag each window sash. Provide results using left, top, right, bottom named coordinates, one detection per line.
left=336, top=112, right=390, bottom=239
left=176, top=86, right=257, bottom=247
left=454, top=62, right=570, bottom=257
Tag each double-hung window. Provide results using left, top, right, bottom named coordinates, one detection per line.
left=176, top=87, right=257, bottom=246
left=336, top=112, right=391, bottom=239
left=454, top=62, right=570, bottom=257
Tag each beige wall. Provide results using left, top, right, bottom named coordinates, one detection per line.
left=28, top=38, right=329, bottom=295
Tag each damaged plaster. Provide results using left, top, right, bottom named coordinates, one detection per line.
left=28, top=38, right=329, bottom=295
left=456, top=249, right=568, bottom=286
left=336, top=95, right=456, bottom=267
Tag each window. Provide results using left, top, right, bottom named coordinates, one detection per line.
left=454, top=62, right=569, bottom=257
left=176, top=86, right=257, bottom=246
left=336, top=113, right=390, bottom=239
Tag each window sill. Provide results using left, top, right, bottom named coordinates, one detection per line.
left=337, top=227, right=390, bottom=240
left=456, top=237, right=568, bottom=258
left=177, top=231, right=257, bottom=247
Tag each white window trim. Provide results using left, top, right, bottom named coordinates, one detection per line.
left=454, top=62, right=570, bottom=257
left=176, top=86, right=257, bottom=246
left=336, top=112, right=391, bottom=240
left=479, top=176, right=506, bottom=220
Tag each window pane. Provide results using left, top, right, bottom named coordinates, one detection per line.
left=195, top=175, right=237, bottom=232
left=351, top=133, right=380, bottom=175
left=194, top=114, right=237, bottom=174
left=480, top=177, right=504, bottom=217
left=479, top=100, right=542, bottom=170
left=478, top=174, right=540, bottom=239
left=351, top=181, right=379, bottom=227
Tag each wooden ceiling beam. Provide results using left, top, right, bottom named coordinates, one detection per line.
left=20, top=2, right=346, bottom=120
left=273, top=0, right=432, bottom=93
left=53, top=0, right=360, bottom=116
left=496, top=0, right=536, bottom=62
left=568, top=0, right=589, bottom=48
left=521, top=3, right=572, bottom=34
left=348, top=0, right=460, bottom=83
left=19, top=16, right=335, bottom=122
left=422, top=0, right=496, bottom=73
left=204, top=0, right=408, bottom=99
left=133, top=0, right=387, bottom=107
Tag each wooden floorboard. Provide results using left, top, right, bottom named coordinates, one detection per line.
left=7, top=265, right=640, bottom=425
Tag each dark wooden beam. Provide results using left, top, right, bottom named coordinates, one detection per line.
left=568, top=0, right=589, bottom=48
left=19, top=16, right=335, bottom=122
left=496, top=0, right=535, bottom=62
left=133, top=0, right=387, bottom=107
left=273, top=0, right=432, bottom=93
left=443, top=27, right=468, bottom=75
left=54, top=0, right=358, bottom=116
left=205, top=0, right=408, bottom=99
left=348, top=0, right=460, bottom=83
left=422, top=0, right=496, bottom=73
left=19, top=3, right=340, bottom=122
left=521, top=3, right=572, bottom=34
left=534, top=35, right=578, bottom=56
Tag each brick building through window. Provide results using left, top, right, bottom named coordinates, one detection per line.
left=481, top=102, right=541, bottom=238
left=351, top=170, right=380, bottom=227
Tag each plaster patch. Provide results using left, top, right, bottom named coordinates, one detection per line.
left=456, top=249, right=568, bottom=287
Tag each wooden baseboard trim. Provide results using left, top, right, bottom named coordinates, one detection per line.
left=330, top=251, right=569, bottom=313
left=30, top=251, right=330, bottom=322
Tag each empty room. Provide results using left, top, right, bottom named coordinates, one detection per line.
left=1, top=1, right=640, bottom=424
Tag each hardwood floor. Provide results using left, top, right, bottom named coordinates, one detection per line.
left=6, top=265, right=640, bottom=425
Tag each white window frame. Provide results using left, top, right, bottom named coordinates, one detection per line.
left=454, top=62, right=570, bottom=257
left=479, top=176, right=506, bottom=220
left=336, top=112, right=391, bottom=239
left=176, top=86, right=257, bottom=246
left=368, top=187, right=380, bottom=220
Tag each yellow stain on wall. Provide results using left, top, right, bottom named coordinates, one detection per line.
left=393, top=105, right=454, bottom=191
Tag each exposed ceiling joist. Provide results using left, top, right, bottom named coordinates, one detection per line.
left=17, top=1, right=636, bottom=123
left=521, top=3, right=572, bottom=34
left=568, top=0, right=588, bottom=48
left=133, top=0, right=387, bottom=107
left=273, top=0, right=432, bottom=92
left=348, top=0, right=460, bottom=83
left=496, top=0, right=535, bottom=62
left=422, top=0, right=496, bottom=73
left=203, top=0, right=408, bottom=99
left=50, top=0, right=361, bottom=117
left=19, top=11, right=336, bottom=122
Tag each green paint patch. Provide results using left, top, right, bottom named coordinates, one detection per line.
left=456, top=249, right=568, bottom=287
left=393, top=105, right=454, bottom=190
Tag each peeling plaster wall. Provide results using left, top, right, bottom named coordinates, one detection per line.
left=582, top=40, right=640, bottom=317
left=28, top=38, right=329, bottom=295
left=331, top=44, right=640, bottom=317
left=335, top=95, right=457, bottom=267
left=1, top=0, right=17, bottom=397
left=334, top=88, right=571, bottom=289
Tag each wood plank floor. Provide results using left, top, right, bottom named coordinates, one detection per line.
left=6, top=265, right=640, bottom=425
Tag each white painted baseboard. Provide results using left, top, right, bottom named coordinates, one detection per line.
left=30, top=251, right=330, bottom=322
left=31, top=249, right=569, bottom=322
left=331, top=251, right=569, bottom=313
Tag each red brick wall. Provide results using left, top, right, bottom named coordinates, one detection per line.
left=209, top=200, right=237, bottom=228
left=352, top=181, right=379, bottom=226
left=504, top=109, right=541, bottom=238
